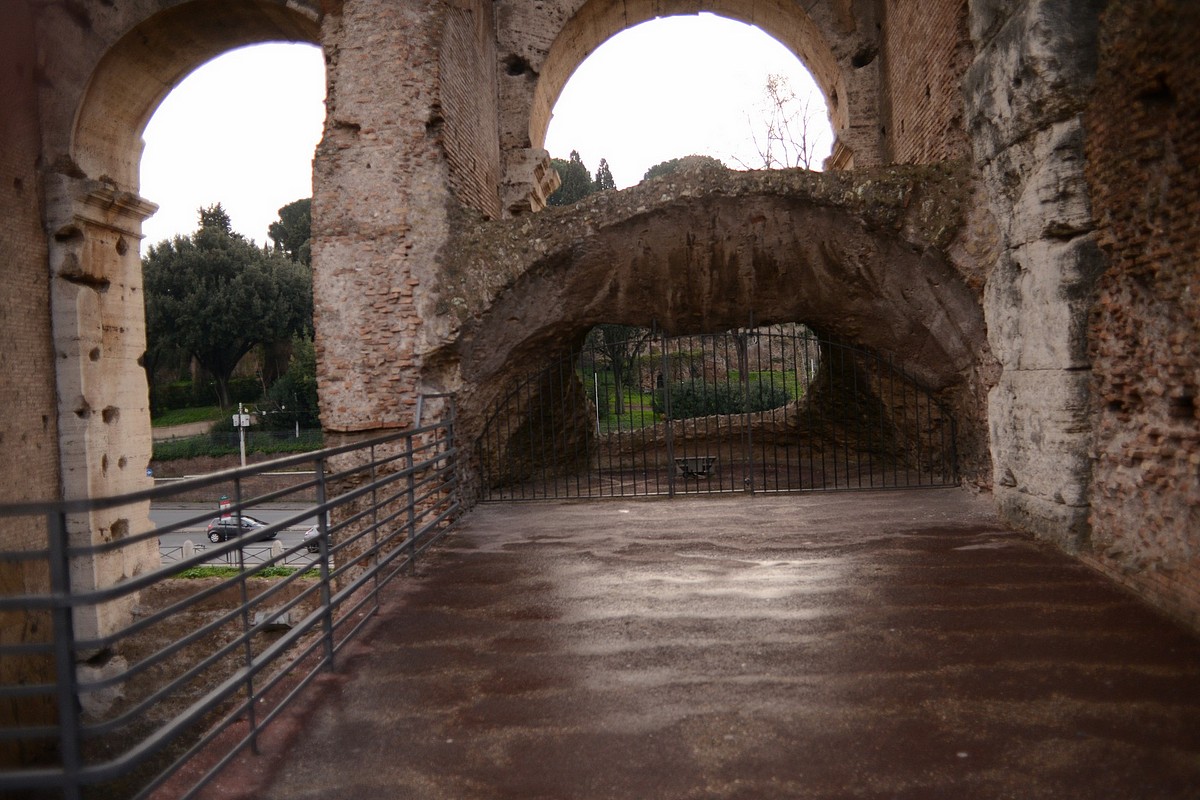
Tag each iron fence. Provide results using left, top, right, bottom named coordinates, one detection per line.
left=478, top=323, right=957, bottom=500
left=0, top=411, right=460, bottom=799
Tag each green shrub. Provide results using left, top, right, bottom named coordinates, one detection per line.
left=152, top=429, right=324, bottom=461
left=655, top=379, right=790, bottom=420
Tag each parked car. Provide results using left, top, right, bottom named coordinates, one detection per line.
left=206, top=515, right=276, bottom=543
left=303, top=525, right=321, bottom=553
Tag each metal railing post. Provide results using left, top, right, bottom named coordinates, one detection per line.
left=46, top=509, right=83, bottom=800
left=233, top=476, right=259, bottom=754
left=315, top=457, right=335, bottom=669
left=370, top=443, right=381, bottom=612
left=659, top=325, right=675, bottom=498
left=405, top=432, right=416, bottom=571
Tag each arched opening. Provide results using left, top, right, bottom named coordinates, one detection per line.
left=542, top=14, right=835, bottom=187
left=44, top=0, right=324, bottom=638
left=531, top=3, right=845, bottom=156
left=140, top=42, right=325, bottom=248
left=445, top=166, right=990, bottom=500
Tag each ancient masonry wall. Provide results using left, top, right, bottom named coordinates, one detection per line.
left=440, top=0, right=503, bottom=220
left=313, top=0, right=457, bottom=432
left=879, top=0, right=971, bottom=164
left=1083, top=0, right=1200, bottom=630
left=0, top=1, right=59, bottom=513
left=0, top=1, right=59, bottom=754
left=965, top=0, right=1108, bottom=550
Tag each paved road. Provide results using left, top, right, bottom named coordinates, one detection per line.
left=194, top=488, right=1200, bottom=799
left=151, top=503, right=317, bottom=553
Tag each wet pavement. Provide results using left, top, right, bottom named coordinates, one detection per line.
left=205, top=489, right=1200, bottom=799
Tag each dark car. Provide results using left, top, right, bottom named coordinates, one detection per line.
left=206, top=515, right=276, bottom=543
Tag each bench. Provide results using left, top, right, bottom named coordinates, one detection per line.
left=674, top=455, right=717, bottom=479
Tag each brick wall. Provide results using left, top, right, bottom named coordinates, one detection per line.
left=1084, top=0, right=1200, bottom=630
left=440, top=1, right=503, bottom=219
left=0, top=0, right=59, bottom=761
left=0, top=0, right=59, bottom=513
left=880, top=0, right=971, bottom=164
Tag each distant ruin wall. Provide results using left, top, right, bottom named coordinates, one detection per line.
left=1083, top=0, right=1200, bottom=630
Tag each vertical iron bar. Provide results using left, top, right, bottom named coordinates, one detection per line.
left=661, top=326, right=675, bottom=498
left=233, top=477, right=259, bottom=755
left=47, top=509, right=83, bottom=800
left=315, top=458, right=335, bottom=669
left=370, top=443, right=381, bottom=608
left=406, top=432, right=417, bottom=567
left=742, top=321, right=754, bottom=494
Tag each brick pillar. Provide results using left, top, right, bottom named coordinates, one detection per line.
left=313, top=0, right=459, bottom=433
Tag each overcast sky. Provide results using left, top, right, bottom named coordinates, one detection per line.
left=139, top=13, right=830, bottom=251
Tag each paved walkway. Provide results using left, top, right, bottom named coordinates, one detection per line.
left=203, top=489, right=1200, bottom=799
left=152, top=420, right=216, bottom=441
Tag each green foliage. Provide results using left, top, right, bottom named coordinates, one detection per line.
left=642, top=155, right=725, bottom=181
left=265, top=336, right=320, bottom=428
left=174, top=565, right=317, bottom=579
left=143, top=204, right=313, bottom=409
left=152, top=428, right=323, bottom=461
left=656, top=379, right=790, bottom=420
left=547, top=150, right=595, bottom=206
left=268, top=198, right=312, bottom=266
left=151, top=405, right=224, bottom=427
left=593, top=158, right=616, bottom=192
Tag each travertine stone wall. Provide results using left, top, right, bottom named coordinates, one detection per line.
left=1084, top=0, right=1200, bottom=630
left=29, top=0, right=321, bottom=639
left=965, top=0, right=1108, bottom=549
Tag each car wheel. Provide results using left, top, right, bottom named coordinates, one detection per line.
left=208, top=531, right=221, bottom=543
left=307, top=544, right=320, bottom=554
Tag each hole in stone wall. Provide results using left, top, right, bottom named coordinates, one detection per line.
left=101, top=454, right=109, bottom=474
left=116, top=237, right=128, bottom=255
left=504, top=54, right=532, bottom=77
left=13, top=177, right=22, bottom=192
left=89, top=347, right=101, bottom=361
left=851, top=46, right=877, bottom=68
left=54, top=225, right=84, bottom=244
left=1138, top=73, right=1175, bottom=110
left=1168, top=394, right=1195, bottom=419
left=110, top=518, right=129, bottom=541
left=102, top=406, right=120, bottom=424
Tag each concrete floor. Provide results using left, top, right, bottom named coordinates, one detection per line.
left=202, top=489, right=1200, bottom=799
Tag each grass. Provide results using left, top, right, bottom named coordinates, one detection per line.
left=175, top=565, right=318, bottom=579
left=584, top=368, right=805, bottom=434
left=152, top=405, right=226, bottom=427
left=152, top=429, right=324, bottom=461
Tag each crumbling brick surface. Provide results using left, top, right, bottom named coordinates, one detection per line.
left=1084, top=0, right=1200, bottom=630
left=880, top=0, right=972, bottom=164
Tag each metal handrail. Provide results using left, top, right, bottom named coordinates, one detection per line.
left=0, top=405, right=460, bottom=799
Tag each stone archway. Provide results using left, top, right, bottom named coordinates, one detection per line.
left=433, top=161, right=994, bottom=485
left=37, top=0, right=323, bottom=637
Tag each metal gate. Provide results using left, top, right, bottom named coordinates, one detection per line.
left=477, top=323, right=956, bottom=501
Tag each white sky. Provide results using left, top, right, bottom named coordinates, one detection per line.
left=139, top=13, right=831, bottom=251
